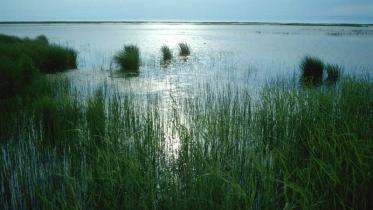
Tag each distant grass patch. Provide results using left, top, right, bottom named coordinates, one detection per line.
left=178, top=42, right=190, bottom=56
left=300, top=56, right=324, bottom=85
left=114, top=45, right=140, bottom=72
left=0, top=34, right=77, bottom=74
left=326, top=63, right=342, bottom=83
left=299, top=56, right=344, bottom=86
left=161, top=45, right=173, bottom=62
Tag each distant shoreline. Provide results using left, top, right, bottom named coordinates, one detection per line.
left=0, top=21, right=372, bottom=27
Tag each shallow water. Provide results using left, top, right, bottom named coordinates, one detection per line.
left=1, top=23, right=373, bottom=160
left=1, top=23, right=372, bottom=98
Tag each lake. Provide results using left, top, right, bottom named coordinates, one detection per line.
left=1, top=23, right=372, bottom=98
left=1, top=23, right=372, bottom=209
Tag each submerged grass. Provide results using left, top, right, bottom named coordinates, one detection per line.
left=0, top=74, right=372, bottom=209
left=114, top=45, right=140, bottom=72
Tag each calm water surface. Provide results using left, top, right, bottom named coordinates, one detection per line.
left=1, top=23, right=372, bottom=97
left=1, top=23, right=372, bottom=154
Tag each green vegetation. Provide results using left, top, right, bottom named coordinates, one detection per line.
left=299, top=56, right=344, bottom=86
left=0, top=34, right=77, bottom=74
left=300, top=56, right=324, bottom=85
left=326, top=63, right=342, bottom=83
left=0, top=34, right=78, bottom=142
left=114, top=45, right=141, bottom=71
left=161, top=45, right=173, bottom=62
left=0, top=75, right=372, bottom=209
left=0, top=55, right=39, bottom=99
left=0, top=33, right=77, bottom=103
left=0, top=33, right=371, bottom=210
left=179, top=42, right=191, bottom=56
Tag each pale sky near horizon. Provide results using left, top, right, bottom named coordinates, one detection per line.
left=1, top=0, right=373, bottom=23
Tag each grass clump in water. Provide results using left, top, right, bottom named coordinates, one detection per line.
left=179, top=42, right=190, bottom=56
left=114, top=45, right=140, bottom=72
left=300, top=56, right=324, bottom=85
left=326, top=63, right=342, bottom=83
left=0, top=34, right=77, bottom=74
left=161, top=45, right=173, bottom=62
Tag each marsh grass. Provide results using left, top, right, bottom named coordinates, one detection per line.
left=326, top=63, right=342, bottom=83
left=300, top=56, right=324, bottom=85
left=0, top=34, right=370, bottom=209
left=0, top=34, right=78, bottom=141
left=0, top=34, right=77, bottom=74
left=87, top=90, right=106, bottom=146
left=0, top=75, right=372, bottom=209
left=161, top=45, right=173, bottom=62
left=179, top=42, right=191, bottom=56
left=0, top=55, right=38, bottom=99
left=114, top=45, right=140, bottom=71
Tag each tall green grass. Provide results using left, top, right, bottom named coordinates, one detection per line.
left=326, top=64, right=342, bottom=83
left=0, top=55, right=38, bottom=99
left=114, top=45, right=141, bottom=71
left=0, top=75, right=372, bottom=209
left=0, top=34, right=78, bottom=141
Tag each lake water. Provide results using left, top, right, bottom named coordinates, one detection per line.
left=1, top=23, right=372, bottom=98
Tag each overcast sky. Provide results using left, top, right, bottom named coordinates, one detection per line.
left=1, top=0, right=373, bottom=23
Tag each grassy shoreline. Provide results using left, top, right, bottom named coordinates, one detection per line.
left=0, top=33, right=372, bottom=209
left=1, top=74, right=372, bottom=209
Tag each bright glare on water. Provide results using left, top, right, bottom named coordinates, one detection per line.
left=1, top=23, right=372, bottom=99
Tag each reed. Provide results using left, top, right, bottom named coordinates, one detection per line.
left=0, top=34, right=77, bottom=74
left=161, top=45, right=173, bottom=62
left=114, top=45, right=141, bottom=71
left=179, top=42, right=191, bottom=56
left=326, top=63, right=342, bottom=83
left=300, top=56, right=324, bottom=85
left=0, top=75, right=371, bottom=209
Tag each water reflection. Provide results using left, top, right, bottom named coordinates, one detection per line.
left=2, top=23, right=373, bottom=70
left=111, top=71, right=140, bottom=79
left=3, top=23, right=373, bottom=156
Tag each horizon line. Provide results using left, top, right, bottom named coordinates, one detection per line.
left=0, top=20, right=372, bottom=27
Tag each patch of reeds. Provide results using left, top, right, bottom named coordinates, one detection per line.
left=0, top=33, right=77, bottom=104
left=114, top=45, right=140, bottom=71
left=178, top=42, right=190, bottom=56
left=0, top=75, right=372, bottom=209
left=0, top=34, right=77, bottom=74
left=325, top=63, right=342, bottom=83
left=300, top=56, right=324, bottom=85
left=161, top=45, right=173, bottom=62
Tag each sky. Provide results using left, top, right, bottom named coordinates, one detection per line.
left=1, top=0, right=373, bottom=23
